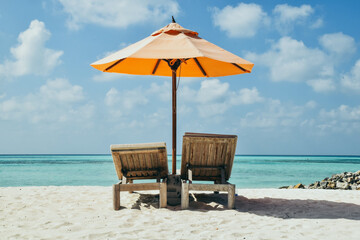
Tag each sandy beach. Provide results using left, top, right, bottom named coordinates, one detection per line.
left=0, top=187, right=360, bottom=239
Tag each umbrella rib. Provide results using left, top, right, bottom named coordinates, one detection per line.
left=194, top=58, right=207, bottom=77
left=232, top=63, right=249, bottom=73
left=105, top=58, right=125, bottom=72
left=152, top=59, right=161, bottom=75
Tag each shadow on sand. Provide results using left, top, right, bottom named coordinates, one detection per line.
left=128, top=192, right=360, bottom=220
left=235, top=195, right=360, bottom=220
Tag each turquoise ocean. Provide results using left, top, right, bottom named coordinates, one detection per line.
left=1, top=155, right=360, bottom=188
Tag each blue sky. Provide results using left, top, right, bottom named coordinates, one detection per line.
left=1, top=0, right=360, bottom=155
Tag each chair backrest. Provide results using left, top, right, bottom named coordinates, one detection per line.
left=180, top=133, right=237, bottom=182
left=111, top=142, right=169, bottom=180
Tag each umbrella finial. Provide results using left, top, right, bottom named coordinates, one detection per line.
left=172, top=16, right=176, bottom=23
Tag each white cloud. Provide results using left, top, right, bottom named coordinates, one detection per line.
left=273, top=4, right=314, bottom=23
left=245, top=31, right=360, bottom=94
left=197, top=79, right=229, bottom=103
left=229, top=87, right=264, bottom=105
left=39, top=78, right=84, bottom=102
left=103, top=85, right=171, bottom=128
left=103, top=81, right=172, bottom=122
left=0, top=20, right=63, bottom=78
left=104, top=88, right=119, bottom=106
left=147, top=81, right=171, bottom=102
left=320, top=105, right=360, bottom=121
left=0, top=79, right=93, bottom=123
left=59, top=0, right=179, bottom=30
left=319, top=105, right=360, bottom=133
left=306, top=79, right=336, bottom=93
left=105, top=87, right=148, bottom=111
left=319, top=32, right=356, bottom=56
left=310, top=18, right=323, bottom=29
left=212, top=3, right=268, bottom=38
left=239, top=99, right=313, bottom=129
left=240, top=100, right=286, bottom=128
left=198, top=102, right=229, bottom=118
left=246, top=37, right=335, bottom=92
left=233, top=98, right=360, bottom=136
left=305, top=100, right=317, bottom=109
left=104, top=79, right=251, bottom=121
left=196, top=86, right=264, bottom=118
left=103, top=81, right=170, bottom=110
left=273, top=4, right=314, bottom=34
left=180, top=79, right=263, bottom=117
left=179, top=85, right=197, bottom=102
left=212, top=3, right=321, bottom=37
left=341, top=59, right=360, bottom=92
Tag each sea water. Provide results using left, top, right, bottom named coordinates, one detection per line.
left=1, top=155, right=360, bottom=188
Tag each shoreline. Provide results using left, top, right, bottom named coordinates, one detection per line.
left=1, top=186, right=360, bottom=239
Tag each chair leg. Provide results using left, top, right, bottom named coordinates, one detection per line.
left=128, top=179, right=133, bottom=193
left=214, top=180, right=220, bottom=194
left=181, top=182, right=189, bottom=209
left=228, top=184, right=235, bottom=209
left=113, top=184, right=120, bottom=210
left=159, top=182, right=167, bottom=208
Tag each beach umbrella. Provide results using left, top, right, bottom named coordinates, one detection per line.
left=91, top=18, right=254, bottom=174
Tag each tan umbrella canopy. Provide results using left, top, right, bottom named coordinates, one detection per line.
left=91, top=18, right=254, bottom=174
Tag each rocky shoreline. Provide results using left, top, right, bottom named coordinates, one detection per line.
left=280, top=170, right=360, bottom=190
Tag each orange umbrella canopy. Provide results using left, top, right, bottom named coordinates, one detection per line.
left=91, top=22, right=254, bottom=77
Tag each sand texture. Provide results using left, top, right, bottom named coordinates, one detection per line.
left=1, top=186, right=360, bottom=239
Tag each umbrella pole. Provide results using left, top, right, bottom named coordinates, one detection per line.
left=172, top=69, right=177, bottom=175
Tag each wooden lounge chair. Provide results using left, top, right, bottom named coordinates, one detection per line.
left=111, top=142, right=168, bottom=210
left=180, top=133, right=237, bottom=209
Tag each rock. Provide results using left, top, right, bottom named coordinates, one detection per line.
left=320, top=181, right=328, bottom=188
left=347, top=177, right=354, bottom=183
left=307, top=183, right=315, bottom=189
left=327, top=182, right=336, bottom=189
left=294, top=183, right=305, bottom=189
left=334, top=176, right=341, bottom=181
left=336, top=181, right=349, bottom=189
left=279, top=186, right=289, bottom=189
left=334, top=174, right=342, bottom=181
left=280, top=170, right=360, bottom=190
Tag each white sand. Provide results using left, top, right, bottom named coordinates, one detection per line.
left=1, top=187, right=360, bottom=239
